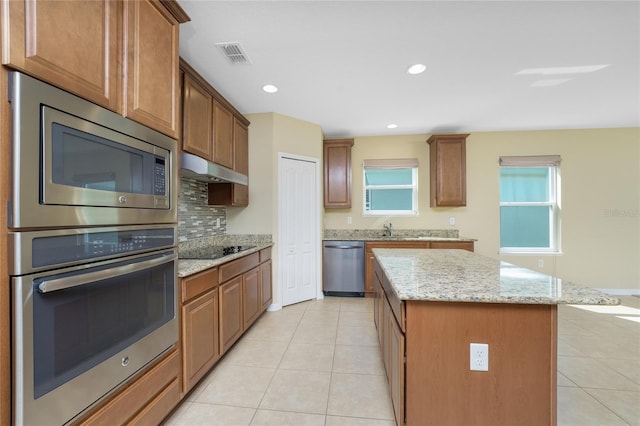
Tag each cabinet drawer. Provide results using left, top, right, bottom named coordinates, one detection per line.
left=219, top=252, right=259, bottom=282
left=182, top=268, right=219, bottom=302
left=79, top=349, right=180, bottom=425
left=430, top=241, right=474, bottom=252
left=128, top=377, right=180, bottom=425
left=374, top=259, right=405, bottom=333
left=366, top=241, right=430, bottom=251
left=259, top=246, right=272, bottom=262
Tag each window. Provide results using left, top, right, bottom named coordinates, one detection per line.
left=499, top=155, right=561, bottom=253
left=363, top=159, right=418, bottom=216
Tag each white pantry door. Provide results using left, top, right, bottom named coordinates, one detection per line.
left=279, top=154, right=319, bottom=306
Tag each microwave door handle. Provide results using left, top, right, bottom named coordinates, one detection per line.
left=37, top=253, right=175, bottom=293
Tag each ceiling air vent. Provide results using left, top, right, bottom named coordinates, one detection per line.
left=216, top=42, right=251, bottom=65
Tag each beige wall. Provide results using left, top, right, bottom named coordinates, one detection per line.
left=324, top=128, right=640, bottom=291
left=228, top=112, right=324, bottom=307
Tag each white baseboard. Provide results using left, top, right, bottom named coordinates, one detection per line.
left=267, top=303, right=282, bottom=312
left=596, top=288, right=640, bottom=296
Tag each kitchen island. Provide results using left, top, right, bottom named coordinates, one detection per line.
left=372, top=248, right=619, bottom=426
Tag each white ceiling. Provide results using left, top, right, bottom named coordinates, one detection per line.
left=178, top=1, right=640, bottom=138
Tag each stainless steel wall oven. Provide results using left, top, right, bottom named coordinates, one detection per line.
left=8, top=72, right=179, bottom=425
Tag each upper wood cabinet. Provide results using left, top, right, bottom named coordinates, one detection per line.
left=180, top=59, right=251, bottom=207
left=323, top=138, right=354, bottom=208
left=427, top=134, right=469, bottom=207
left=182, top=72, right=213, bottom=159
left=213, top=100, right=234, bottom=169
left=123, top=0, right=182, bottom=138
left=2, top=0, right=119, bottom=110
left=1, top=0, right=189, bottom=138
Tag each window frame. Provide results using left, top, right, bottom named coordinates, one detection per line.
left=499, top=158, right=561, bottom=254
left=362, top=161, right=418, bottom=216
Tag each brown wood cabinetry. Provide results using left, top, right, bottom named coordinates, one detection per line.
left=374, top=257, right=558, bottom=426
left=180, top=248, right=272, bottom=398
left=242, top=267, right=261, bottom=328
left=2, top=0, right=188, bottom=138
left=123, top=0, right=181, bottom=138
left=207, top=118, right=248, bottom=205
left=323, top=138, right=354, bottom=208
left=77, top=349, right=181, bottom=426
left=374, top=262, right=405, bottom=426
left=219, top=276, right=244, bottom=353
left=182, top=73, right=213, bottom=159
left=260, top=248, right=273, bottom=310
left=364, top=240, right=474, bottom=295
left=2, top=0, right=119, bottom=110
left=180, top=268, right=220, bottom=394
left=180, top=59, right=250, bottom=206
left=427, top=134, right=469, bottom=207
left=213, top=101, right=234, bottom=169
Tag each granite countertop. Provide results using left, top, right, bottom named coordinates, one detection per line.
left=373, top=248, right=619, bottom=305
left=323, top=228, right=476, bottom=242
left=177, top=234, right=273, bottom=278
left=178, top=243, right=273, bottom=277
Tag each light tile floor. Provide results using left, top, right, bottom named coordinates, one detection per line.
left=165, top=296, right=640, bottom=426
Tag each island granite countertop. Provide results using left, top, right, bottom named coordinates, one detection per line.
left=373, top=248, right=619, bottom=305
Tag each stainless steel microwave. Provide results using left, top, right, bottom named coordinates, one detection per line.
left=8, top=72, right=178, bottom=229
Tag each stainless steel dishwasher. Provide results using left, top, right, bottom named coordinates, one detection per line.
left=323, top=240, right=365, bottom=296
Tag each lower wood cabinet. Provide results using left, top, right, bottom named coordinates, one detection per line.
left=219, top=276, right=244, bottom=353
left=374, top=256, right=558, bottom=426
left=242, top=267, right=261, bottom=328
left=260, top=258, right=273, bottom=310
left=182, top=288, right=219, bottom=393
left=375, top=267, right=405, bottom=426
left=77, top=349, right=180, bottom=426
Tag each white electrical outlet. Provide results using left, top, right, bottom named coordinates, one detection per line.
left=537, top=259, right=544, bottom=268
left=449, top=216, right=456, bottom=226
left=347, top=216, right=352, bottom=224
left=470, top=343, right=489, bottom=371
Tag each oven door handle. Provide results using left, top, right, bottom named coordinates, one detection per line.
left=36, top=252, right=176, bottom=294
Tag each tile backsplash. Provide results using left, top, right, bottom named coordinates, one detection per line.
left=178, top=177, right=226, bottom=242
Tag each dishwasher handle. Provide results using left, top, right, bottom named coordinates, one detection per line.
left=324, top=245, right=363, bottom=250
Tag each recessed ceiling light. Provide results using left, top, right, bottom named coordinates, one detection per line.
left=407, top=64, right=426, bottom=75
left=516, top=65, right=609, bottom=75
left=386, top=123, right=398, bottom=129
left=262, top=84, right=278, bottom=93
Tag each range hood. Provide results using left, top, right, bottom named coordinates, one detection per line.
left=180, top=152, right=248, bottom=185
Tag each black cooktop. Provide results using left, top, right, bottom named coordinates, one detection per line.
left=179, top=245, right=256, bottom=260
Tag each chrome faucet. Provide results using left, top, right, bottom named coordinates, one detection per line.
left=383, top=222, right=393, bottom=237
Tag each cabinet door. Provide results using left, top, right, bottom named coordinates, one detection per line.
left=2, top=0, right=119, bottom=110
left=323, top=139, right=354, bottom=208
left=388, top=307, right=405, bottom=426
left=427, top=134, right=468, bottom=207
left=242, top=267, right=261, bottom=328
left=233, top=118, right=249, bottom=174
left=231, top=118, right=249, bottom=205
left=182, top=289, right=219, bottom=393
left=260, top=259, right=272, bottom=310
left=182, top=73, right=213, bottom=160
left=213, top=101, right=234, bottom=168
left=219, top=276, right=243, bottom=353
left=124, top=0, right=180, bottom=138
